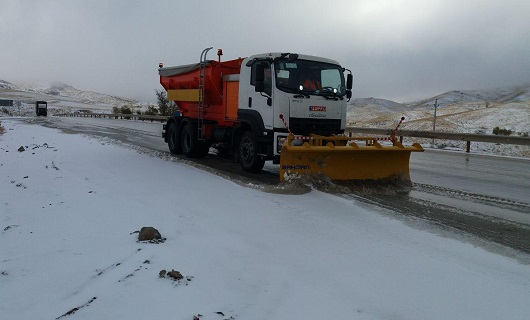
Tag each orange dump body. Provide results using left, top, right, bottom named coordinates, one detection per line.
left=159, top=58, right=244, bottom=129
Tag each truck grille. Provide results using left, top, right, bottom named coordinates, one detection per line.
left=288, top=118, right=342, bottom=136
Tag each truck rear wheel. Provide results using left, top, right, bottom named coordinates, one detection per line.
left=239, top=131, right=265, bottom=173
left=180, top=122, right=211, bottom=158
left=181, top=122, right=196, bottom=157
left=167, top=122, right=181, bottom=155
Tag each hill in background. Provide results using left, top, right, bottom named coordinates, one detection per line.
left=0, top=80, right=139, bottom=114
left=348, top=86, right=530, bottom=135
left=347, top=86, right=530, bottom=157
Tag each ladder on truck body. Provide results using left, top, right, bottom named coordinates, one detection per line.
left=198, top=47, right=213, bottom=141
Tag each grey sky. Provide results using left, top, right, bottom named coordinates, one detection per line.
left=1, top=0, right=529, bottom=103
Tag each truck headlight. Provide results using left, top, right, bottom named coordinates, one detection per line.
left=277, top=136, right=287, bottom=153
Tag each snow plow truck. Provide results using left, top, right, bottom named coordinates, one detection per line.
left=159, top=48, right=423, bottom=183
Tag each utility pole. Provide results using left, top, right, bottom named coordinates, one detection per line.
left=432, top=99, right=439, bottom=144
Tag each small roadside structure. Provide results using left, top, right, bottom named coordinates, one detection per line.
left=35, top=101, right=47, bottom=117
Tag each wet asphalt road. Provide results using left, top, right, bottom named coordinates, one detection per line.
left=23, top=116, right=530, bottom=258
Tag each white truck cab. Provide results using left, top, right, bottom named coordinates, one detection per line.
left=238, top=53, right=352, bottom=159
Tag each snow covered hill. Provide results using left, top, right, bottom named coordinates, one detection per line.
left=0, top=80, right=17, bottom=90
left=348, top=86, right=530, bottom=157
left=349, top=85, right=530, bottom=125
left=0, top=80, right=139, bottom=115
left=406, top=86, right=530, bottom=110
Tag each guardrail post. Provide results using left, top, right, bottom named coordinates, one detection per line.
left=466, top=141, right=471, bottom=153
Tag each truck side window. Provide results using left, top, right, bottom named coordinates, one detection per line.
left=251, top=61, right=272, bottom=96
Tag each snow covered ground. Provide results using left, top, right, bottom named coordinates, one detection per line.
left=1, top=118, right=529, bottom=320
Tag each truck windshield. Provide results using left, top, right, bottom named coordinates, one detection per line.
left=274, top=59, right=345, bottom=97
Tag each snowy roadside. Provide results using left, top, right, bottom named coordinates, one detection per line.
left=1, top=119, right=529, bottom=320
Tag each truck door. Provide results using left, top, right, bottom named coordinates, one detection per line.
left=246, top=61, right=273, bottom=130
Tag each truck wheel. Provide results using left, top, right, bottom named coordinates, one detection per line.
left=181, top=121, right=211, bottom=158
left=180, top=122, right=196, bottom=158
left=239, top=131, right=265, bottom=173
left=167, top=122, right=181, bottom=155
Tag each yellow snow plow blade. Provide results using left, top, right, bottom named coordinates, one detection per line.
left=279, top=134, right=423, bottom=183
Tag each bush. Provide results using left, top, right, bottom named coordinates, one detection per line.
left=1, top=107, right=11, bottom=116
left=114, top=106, right=132, bottom=119
left=492, top=127, right=512, bottom=136
left=144, top=105, right=159, bottom=116
left=156, top=90, right=176, bottom=116
left=112, top=106, right=132, bottom=114
left=120, top=106, right=132, bottom=114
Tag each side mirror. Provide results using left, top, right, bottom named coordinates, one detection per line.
left=288, top=53, right=298, bottom=61
left=245, top=59, right=255, bottom=67
left=346, top=74, right=353, bottom=90
left=346, top=90, right=352, bottom=99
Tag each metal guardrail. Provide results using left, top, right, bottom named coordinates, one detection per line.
left=54, top=113, right=530, bottom=152
left=346, top=127, right=530, bottom=152
left=56, top=113, right=169, bottom=122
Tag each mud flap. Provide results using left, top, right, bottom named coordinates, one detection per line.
left=279, top=135, right=423, bottom=183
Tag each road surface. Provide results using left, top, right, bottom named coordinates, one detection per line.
left=22, top=116, right=530, bottom=258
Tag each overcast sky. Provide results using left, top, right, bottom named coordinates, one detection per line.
left=1, top=0, right=529, bottom=103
